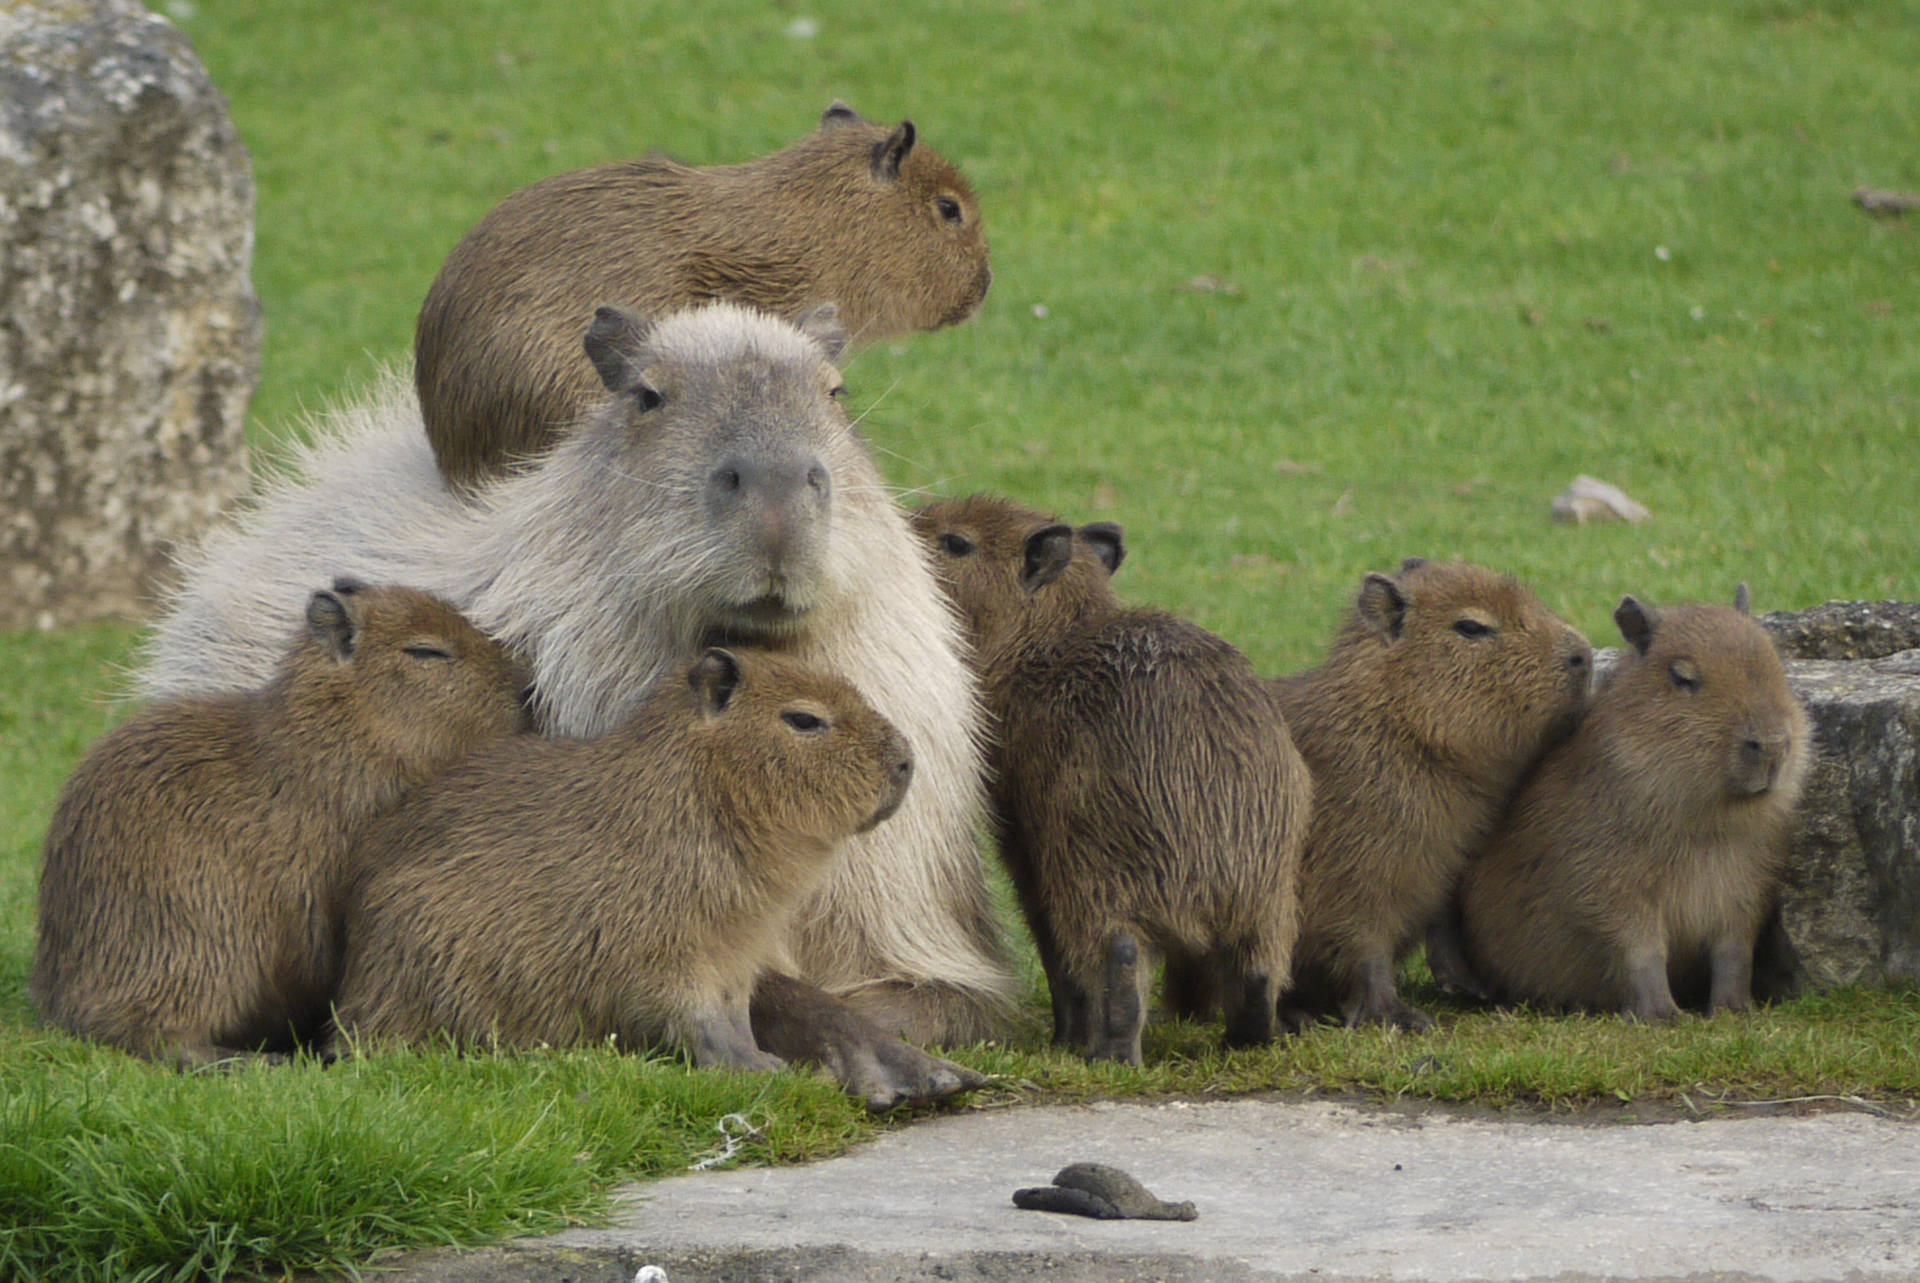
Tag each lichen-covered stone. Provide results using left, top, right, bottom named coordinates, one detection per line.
left=1759, top=600, right=1920, bottom=662
left=0, top=0, right=259, bottom=629
left=1761, top=650, right=1920, bottom=993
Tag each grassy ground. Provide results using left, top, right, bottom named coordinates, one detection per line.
left=4, top=0, right=1918, bottom=1276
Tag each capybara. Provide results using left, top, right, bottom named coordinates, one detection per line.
left=332, top=647, right=913, bottom=1070
left=1265, top=558, right=1592, bottom=1032
left=416, top=101, right=992, bottom=487
left=138, top=301, right=1010, bottom=1106
left=33, top=583, right=528, bottom=1066
left=912, top=495, right=1310, bottom=1065
left=1459, top=587, right=1811, bottom=1021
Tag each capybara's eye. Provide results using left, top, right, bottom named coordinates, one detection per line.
left=403, top=645, right=453, bottom=661
left=1452, top=618, right=1493, bottom=639
left=634, top=385, right=665, bottom=412
left=1669, top=660, right=1702, bottom=691
left=935, top=195, right=964, bottom=225
left=938, top=533, right=975, bottom=557
left=782, top=710, right=828, bottom=733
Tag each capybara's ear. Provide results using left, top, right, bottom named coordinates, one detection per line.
left=872, top=120, right=916, bottom=182
left=1400, top=556, right=1428, bottom=573
left=1079, top=523, right=1126, bottom=576
left=797, top=302, right=849, bottom=365
left=584, top=305, right=660, bottom=399
left=1615, top=595, right=1660, bottom=655
left=307, top=590, right=356, bottom=661
left=821, top=100, right=864, bottom=129
left=1733, top=582, right=1752, bottom=616
left=1357, top=572, right=1409, bottom=643
left=329, top=576, right=366, bottom=597
left=1021, top=524, right=1076, bottom=592
left=690, top=647, right=743, bottom=717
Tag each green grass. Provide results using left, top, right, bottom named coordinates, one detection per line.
left=5, top=0, right=1919, bottom=1276
left=0, top=1030, right=867, bottom=1282
left=975, top=976, right=1920, bottom=1116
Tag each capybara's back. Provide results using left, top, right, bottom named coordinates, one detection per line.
left=1270, top=558, right=1592, bottom=1031
left=913, top=495, right=1310, bottom=1064
left=32, top=583, right=527, bottom=1065
left=333, top=647, right=913, bottom=1070
left=415, top=102, right=992, bottom=487
left=1461, top=589, right=1811, bottom=1021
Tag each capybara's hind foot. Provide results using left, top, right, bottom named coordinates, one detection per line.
left=1343, top=997, right=1437, bottom=1033
left=1220, top=970, right=1277, bottom=1049
left=751, top=971, right=985, bottom=1111
left=840, top=1034, right=985, bottom=1113
left=1370, top=1004, right=1437, bottom=1034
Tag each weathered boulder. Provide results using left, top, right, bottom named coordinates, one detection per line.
left=1759, top=600, right=1920, bottom=663
left=1760, top=649, right=1920, bottom=994
left=0, top=0, right=259, bottom=629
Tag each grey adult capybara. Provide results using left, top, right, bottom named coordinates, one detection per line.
left=1459, top=588, right=1811, bottom=1021
left=416, top=101, right=992, bottom=488
left=912, top=495, right=1310, bottom=1065
left=33, top=583, right=528, bottom=1066
left=333, top=647, right=913, bottom=1072
left=138, top=301, right=1011, bottom=1107
left=1264, top=559, right=1592, bottom=1032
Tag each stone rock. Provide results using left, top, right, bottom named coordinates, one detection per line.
left=1549, top=474, right=1650, bottom=526
left=0, top=0, right=259, bottom=629
left=1760, top=650, right=1920, bottom=994
left=1758, top=600, right=1920, bottom=661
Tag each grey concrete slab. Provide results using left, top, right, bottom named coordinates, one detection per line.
left=374, top=1099, right=1920, bottom=1282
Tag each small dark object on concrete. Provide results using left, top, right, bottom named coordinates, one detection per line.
left=1012, top=1162, right=1198, bottom=1221
left=1852, top=186, right=1920, bottom=216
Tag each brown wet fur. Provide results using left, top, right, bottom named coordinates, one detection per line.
left=1264, top=559, right=1592, bottom=1032
left=912, top=495, right=1310, bottom=1066
left=31, top=584, right=529, bottom=1066
left=417, top=102, right=992, bottom=488
left=1460, top=590, right=1811, bottom=1022
left=332, top=648, right=916, bottom=1074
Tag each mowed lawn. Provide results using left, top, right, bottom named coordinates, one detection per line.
left=3, top=0, right=1918, bottom=1277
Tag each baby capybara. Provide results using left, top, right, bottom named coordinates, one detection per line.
left=31, top=582, right=528, bottom=1065
left=1267, top=558, right=1592, bottom=1032
left=330, top=647, right=913, bottom=1071
left=912, top=495, right=1310, bottom=1065
left=1460, top=588, right=1811, bottom=1021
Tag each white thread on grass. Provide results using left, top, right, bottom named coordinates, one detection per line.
left=689, top=1112, right=766, bottom=1171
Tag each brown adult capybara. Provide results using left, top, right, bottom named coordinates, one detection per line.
left=416, top=101, right=992, bottom=488
left=1459, top=588, right=1811, bottom=1021
left=331, top=647, right=913, bottom=1073
left=139, top=301, right=1010, bottom=1109
left=31, top=583, right=528, bottom=1066
left=912, top=495, right=1311, bottom=1065
left=1265, top=558, right=1592, bottom=1032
